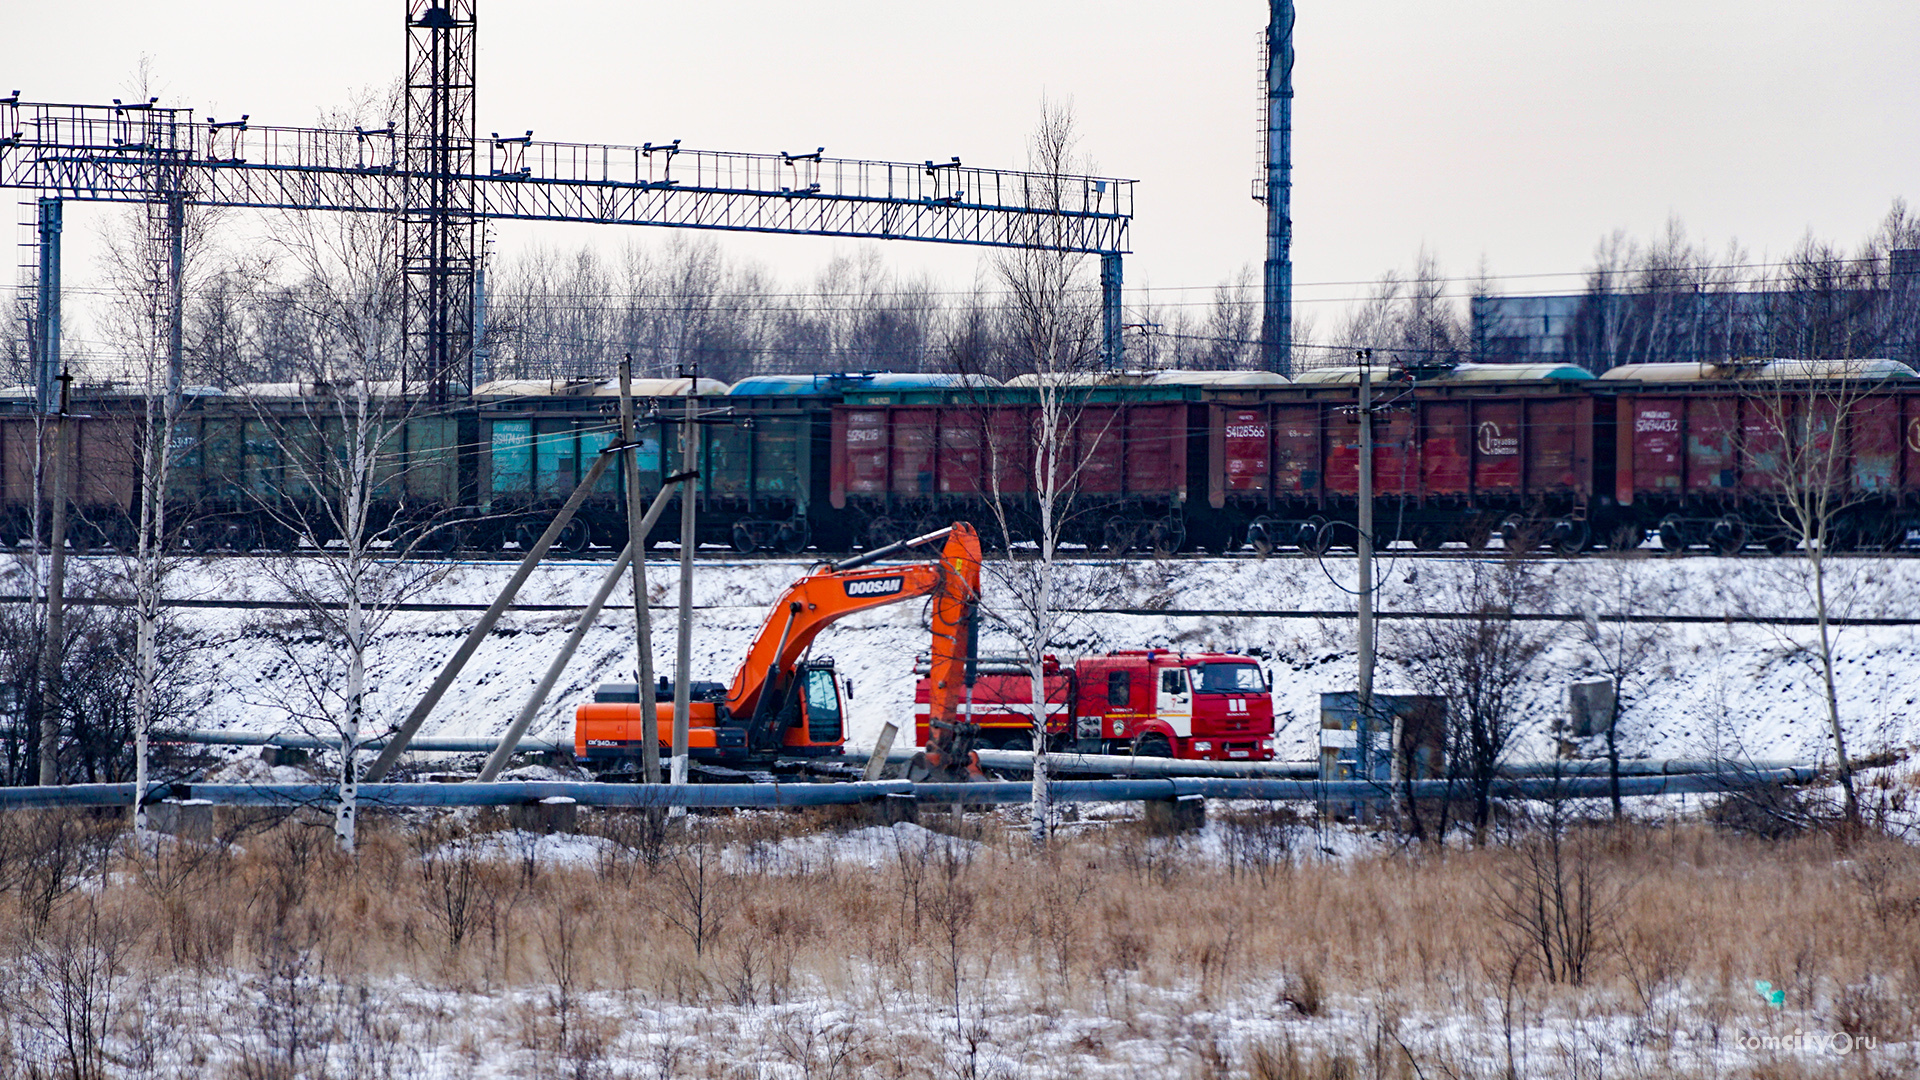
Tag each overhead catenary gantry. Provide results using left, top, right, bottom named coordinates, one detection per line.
left=0, top=4, right=1134, bottom=404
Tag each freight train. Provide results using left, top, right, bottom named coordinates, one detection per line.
left=3, top=357, right=1915, bottom=556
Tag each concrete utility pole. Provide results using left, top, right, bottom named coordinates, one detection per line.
left=1354, top=352, right=1384, bottom=785
left=619, top=358, right=662, bottom=784
left=671, top=384, right=697, bottom=786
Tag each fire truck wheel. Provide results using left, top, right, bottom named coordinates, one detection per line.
left=1133, top=733, right=1173, bottom=758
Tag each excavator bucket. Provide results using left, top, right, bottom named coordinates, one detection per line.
left=905, top=719, right=986, bottom=782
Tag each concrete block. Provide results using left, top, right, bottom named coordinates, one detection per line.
left=869, top=793, right=919, bottom=826
left=507, top=797, right=578, bottom=835
left=147, top=800, right=214, bottom=843
left=1145, top=794, right=1206, bottom=834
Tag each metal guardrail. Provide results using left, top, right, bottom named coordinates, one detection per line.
left=164, top=732, right=1806, bottom=779
left=0, top=769, right=1820, bottom=811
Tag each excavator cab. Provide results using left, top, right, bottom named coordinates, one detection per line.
left=768, top=659, right=845, bottom=754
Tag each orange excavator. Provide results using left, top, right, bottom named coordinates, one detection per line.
left=574, top=522, right=986, bottom=780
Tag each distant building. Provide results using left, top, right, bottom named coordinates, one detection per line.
left=1470, top=249, right=1920, bottom=372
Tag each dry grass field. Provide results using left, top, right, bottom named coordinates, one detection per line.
left=0, top=789, right=1916, bottom=1079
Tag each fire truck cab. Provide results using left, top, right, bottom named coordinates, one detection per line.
left=912, top=648, right=1275, bottom=762
left=1072, top=650, right=1274, bottom=761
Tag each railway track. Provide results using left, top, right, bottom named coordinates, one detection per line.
left=5, top=591, right=1914, bottom=625
left=43, top=541, right=1920, bottom=565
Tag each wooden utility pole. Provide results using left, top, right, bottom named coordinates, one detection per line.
left=619, top=358, right=662, bottom=784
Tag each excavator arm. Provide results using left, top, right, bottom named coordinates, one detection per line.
left=726, top=523, right=982, bottom=754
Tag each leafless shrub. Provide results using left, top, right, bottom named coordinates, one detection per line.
left=2, top=895, right=131, bottom=1080
left=130, top=835, right=238, bottom=971
left=411, top=823, right=495, bottom=956
left=1618, top=919, right=1694, bottom=1021
left=1397, top=556, right=1557, bottom=841
left=1707, top=778, right=1825, bottom=839
left=645, top=822, right=732, bottom=958
left=1220, top=803, right=1298, bottom=886
left=1847, top=843, right=1920, bottom=930
left=584, top=807, right=670, bottom=883
left=1483, top=817, right=1626, bottom=986
left=1026, top=854, right=1094, bottom=996
left=235, top=933, right=327, bottom=1080
left=1, top=810, right=117, bottom=932
left=772, top=1008, right=871, bottom=1080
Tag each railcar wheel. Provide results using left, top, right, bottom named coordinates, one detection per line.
left=1297, top=516, right=1335, bottom=555
left=1247, top=518, right=1276, bottom=558
left=1149, top=518, right=1186, bottom=559
left=1411, top=524, right=1445, bottom=551
left=556, top=516, right=593, bottom=555
left=1461, top=523, right=1492, bottom=551
left=1549, top=517, right=1590, bottom=556
left=730, top=524, right=759, bottom=554
left=777, top=522, right=809, bottom=555
left=1656, top=516, right=1688, bottom=554
left=1708, top=515, right=1747, bottom=556
left=1499, top=516, right=1535, bottom=552
left=863, top=517, right=904, bottom=550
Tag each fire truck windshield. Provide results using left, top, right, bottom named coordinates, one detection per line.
left=1192, top=663, right=1264, bottom=693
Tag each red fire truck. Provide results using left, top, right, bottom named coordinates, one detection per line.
left=913, top=649, right=1275, bottom=761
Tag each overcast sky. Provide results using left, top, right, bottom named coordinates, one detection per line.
left=7, top=0, right=1917, bottom=337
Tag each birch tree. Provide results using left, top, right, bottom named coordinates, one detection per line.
left=1739, top=358, right=1900, bottom=827
left=981, top=101, right=1105, bottom=846
left=97, top=157, right=223, bottom=829
left=243, top=116, right=444, bottom=850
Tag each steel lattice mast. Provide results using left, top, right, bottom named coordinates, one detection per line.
left=403, top=1, right=477, bottom=398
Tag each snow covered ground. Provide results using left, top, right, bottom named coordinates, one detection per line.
left=19, top=549, right=1919, bottom=769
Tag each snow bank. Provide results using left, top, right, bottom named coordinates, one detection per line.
left=48, top=550, right=1916, bottom=768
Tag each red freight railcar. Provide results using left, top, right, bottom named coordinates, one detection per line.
left=830, top=376, right=1219, bottom=552
left=1598, top=360, right=1920, bottom=552
left=1209, top=364, right=1608, bottom=554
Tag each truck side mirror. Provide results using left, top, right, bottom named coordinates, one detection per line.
left=843, top=679, right=854, bottom=700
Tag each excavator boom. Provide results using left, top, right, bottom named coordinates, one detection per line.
left=726, top=523, right=982, bottom=752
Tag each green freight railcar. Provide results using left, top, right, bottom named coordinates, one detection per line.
left=475, top=377, right=724, bottom=552
left=162, top=385, right=477, bottom=550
